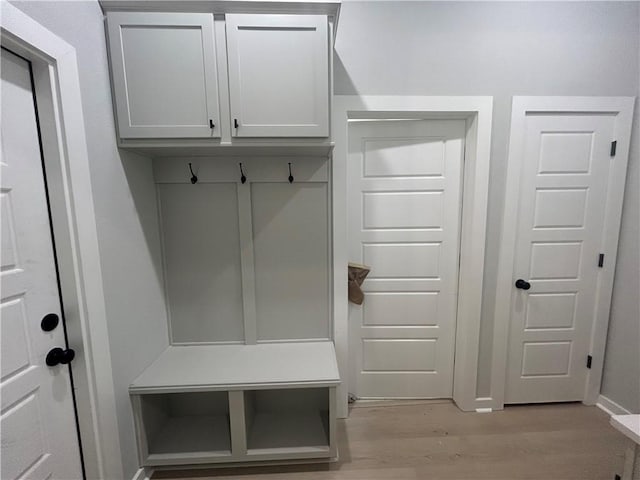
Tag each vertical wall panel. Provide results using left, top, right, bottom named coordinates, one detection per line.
left=252, top=183, right=329, bottom=340
left=159, top=184, right=244, bottom=343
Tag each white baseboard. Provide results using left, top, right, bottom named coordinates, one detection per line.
left=132, top=467, right=152, bottom=480
left=597, top=394, right=633, bottom=416
left=474, top=397, right=498, bottom=411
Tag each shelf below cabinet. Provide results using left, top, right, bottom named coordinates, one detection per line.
left=117, top=140, right=335, bottom=158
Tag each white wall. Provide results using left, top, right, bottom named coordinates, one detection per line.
left=334, top=1, right=640, bottom=406
left=10, top=1, right=170, bottom=477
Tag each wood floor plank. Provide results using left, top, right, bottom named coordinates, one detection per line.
left=153, top=402, right=628, bottom=480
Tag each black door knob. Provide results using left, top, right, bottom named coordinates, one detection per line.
left=46, top=347, right=75, bottom=367
left=41, top=313, right=60, bottom=332
left=515, top=279, right=531, bottom=290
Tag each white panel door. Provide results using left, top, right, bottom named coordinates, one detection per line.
left=226, top=14, right=329, bottom=137
left=106, top=12, right=221, bottom=138
left=1, top=50, right=82, bottom=479
left=348, top=119, right=465, bottom=398
left=505, top=114, right=615, bottom=403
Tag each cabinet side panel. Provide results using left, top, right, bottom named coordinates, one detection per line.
left=159, top=183, right=244, bottom=343
left=140, top=395, right=169, bottom=451
left=251, top=182, right=330, bottom=341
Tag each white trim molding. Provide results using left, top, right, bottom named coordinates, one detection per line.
left=332, top=95, right=494, bottom=416
left=598, top=395, right=633, bottom=416
left=491, top=96, right=635, bottom=411
left=1, top=3, right=123, bottom=478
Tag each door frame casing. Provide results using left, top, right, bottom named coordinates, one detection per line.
left=492, top=96, right=635, bottom=410
left=1, top=4, right=123, bottom=479
left=332, top=96, right=494, bottom=416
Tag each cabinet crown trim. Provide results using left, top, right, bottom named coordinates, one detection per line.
left=100, top=1, right=340, bottom=19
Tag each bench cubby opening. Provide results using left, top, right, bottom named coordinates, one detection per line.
left=137, top=391, right=231, bottom=463
left=244, top=388, right=330, bottom=455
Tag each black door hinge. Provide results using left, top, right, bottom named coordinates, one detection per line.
left=598, top=253, right=605, bottom=268
left=610, top=141, right=617, bottom=157
left=587, top=355, right=593, bottom=369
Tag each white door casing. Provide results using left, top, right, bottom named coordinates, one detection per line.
left=348, top=119, right=465, bottom=399
left=493, top=96, right=635, bottom=409
left=226, top=14, right=329, bottom=137
left=1, top=49, right=83, bottom=480
left=332, top=96, right=493, bottom=417
left=505, top=114, right=615, bottom=403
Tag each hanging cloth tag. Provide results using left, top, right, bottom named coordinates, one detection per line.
left=348, top=262, right=371, bottom=305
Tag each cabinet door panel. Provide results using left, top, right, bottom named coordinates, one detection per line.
left=159, top=184, right=244, bottom=343
left=252, top=183, right=330, bottom=340
left=226, top=15, right=329, bottom=137
left=107, top=12, right=220, bottom=138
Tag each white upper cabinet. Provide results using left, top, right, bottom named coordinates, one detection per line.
left=225, top=14, right=329, bottom=138
left=106, top=12, right=221, bottom=139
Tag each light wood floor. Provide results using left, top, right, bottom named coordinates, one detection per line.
left=154, top=401, right=628, bottom=480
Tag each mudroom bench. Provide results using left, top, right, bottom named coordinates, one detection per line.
left=130, top=341, right=340, bottom=468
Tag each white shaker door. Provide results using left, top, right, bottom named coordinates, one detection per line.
left=226, top=14, right=329, bottom=137
left=107, top=12, right=221, bottom=139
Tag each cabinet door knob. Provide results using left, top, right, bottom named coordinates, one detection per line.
left=209, top=119, right=215, bottom=129
left=515, top=279, right=531, bottom=290
left=234, top=118, right=239, bottom=129
left=46, top=347, right=75, bottom=367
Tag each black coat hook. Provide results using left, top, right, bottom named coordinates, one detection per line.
left=189, top=163, right=198, bottom=184
left=239, top=163, right=247, bottom=184
left=288, top=163, right=294, bottom=183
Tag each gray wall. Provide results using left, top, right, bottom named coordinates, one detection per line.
left=602, top=60, right=640, bottom=412
left=334, top=1, right=640, bottom=408
left=10, top=1, right=170, bottom=477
